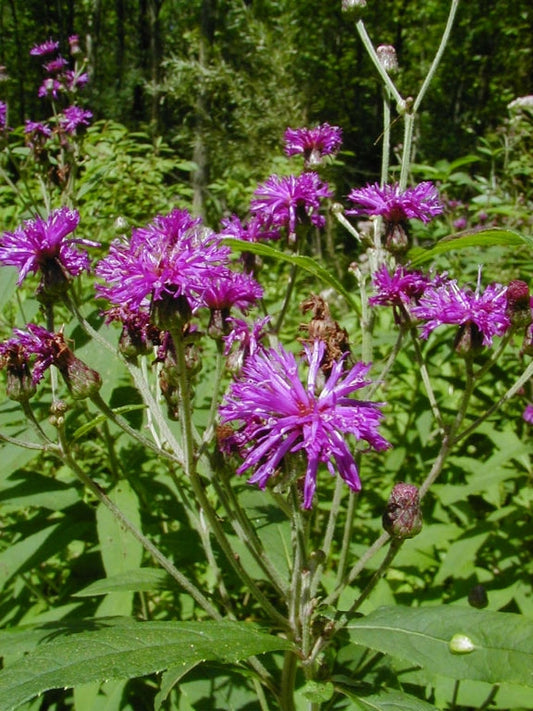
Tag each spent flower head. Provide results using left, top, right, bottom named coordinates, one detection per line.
left=220, top=340, right=389, bottom=508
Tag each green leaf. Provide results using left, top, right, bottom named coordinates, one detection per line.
left=223, top=237, right=357, bottom=310
left=347, top=605, right=533, bottom=687
left=347, top=690, right=438, bottom=710
left=74, top=569, right=170, bottom=597
left=0, top=618, right=293, bottom=711
left=408, top=227, right=533, bottom=266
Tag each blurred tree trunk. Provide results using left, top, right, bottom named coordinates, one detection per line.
left=135, top=0, right=163, bottom=129
left=6, top=0, right=25, bottom=123
left=115, top=0, right=125, bottom=90
left=85, top=0, right=102, bottom=84
left=192, top=0, right=217, bottom=218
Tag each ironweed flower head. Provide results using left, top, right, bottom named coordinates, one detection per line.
left=0, top=101, right=7, bottom=131
left=95, top=208, right=230, bottom=316
left=412, top=271, right=510, bottom=348
left=219, top=214, right=280, bottom=243
left=347, top=182, right=443, bottom=224
left=369, top=264, right=431, bottom=308
left=523, top=404, right=533, bottom=425
left=220, top=340, right=390, bottom=508
left=59, top=105, right=93, bottom=134
left=10, top=324, right=101, bottom=398
left=284, top=123, right=342, bottom=167
left=250, top=172, right=332, bottom=241
left=30, top=39, right=60, bottom=57
left=0, top=208, right=96, bottom=296
left=223, top=316, right=270, bottom=372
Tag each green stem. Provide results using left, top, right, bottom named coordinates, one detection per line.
left=412, top=0, right=461, bottom=113
left=90, top=391, right=181, bottom=466
left=408, top=325, right=446, bottom=433
left=356, top=21, right=403, bottom=106
left=454, top=358, right=533, bottom=445
left=275, top=261, right=298, bottom=334
left=380, top=89, right=392, bottom=186
left=280, top=650, right=298, bottom=711
left=170, top=326, right=290, bottom=630
left=399, top=111, right=415, bottom=191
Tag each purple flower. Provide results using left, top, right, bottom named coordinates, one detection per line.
left=44, top=56, right=68, bottom=74
left=346, top=182, right=443, bottom=224
left=0, top=208, right=95, bottom=285
left=369, top=264, right=431, bottom=308
left=220, top=214, right=280, bottom=243
left=223, top=316, right=271, bottom=368
left=200, top=269, right=263, bottom=313
left=220, top=340, right=389, bottom=508
left=523, top=405, right=533, bottom=425
left=411, top=275, right=510, bottom=347
left=24, top=120, right=52, bottom=139
left=30, top=39, right=60, bottom=57
left=95, top=208, right=230, bottom=313
left=59, top=105, right=93, bottom=134
left=0, top=101, right=7, bottom=130
left=38, top=77, right=63, bottom=100
left=284, top=123, right=343, bottom=166
left=5, top=324, right=101, bottom=398
left=251, top=172, right=333, bottom=238
left=64, top=70, right=89, bottom=91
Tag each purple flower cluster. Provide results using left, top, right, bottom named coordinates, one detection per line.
left=0, top=208, right=96, bottom=285
left=370, top=264, right=513, bottom=348
left=95, top=208, right=262, bottom=322
left=220, top=340, right=389, bottom=508
left=31, top=36, right=88, bottom=99
left=284, top=123, right=342, bottom=166
left=251, top=172, right=332, bottom=240
left=28, top=36, right=91, bottom=144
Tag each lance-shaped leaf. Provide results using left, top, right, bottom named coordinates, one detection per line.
left=0, top=618, right=292, bottom=711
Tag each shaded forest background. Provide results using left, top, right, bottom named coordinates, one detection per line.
left=1, top=0, right=532, bottom=220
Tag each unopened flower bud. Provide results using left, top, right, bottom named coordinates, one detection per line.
left=454, top=322, right=484, bottom=357
left=55, top=347, right=102, bottom=399
left=383, top=482, right=423, bottom=539
left=505, top=280, right=531, bottom=329
left=377, top=45, right=399, bottom=74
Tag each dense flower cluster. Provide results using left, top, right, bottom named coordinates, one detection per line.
left=0, top=207, right=96, bottom=286
left=95, top=208, right=235, bottom=315
left=220, top=340, right=389, bottom=508
left=284, top=123, right=342, bottom=166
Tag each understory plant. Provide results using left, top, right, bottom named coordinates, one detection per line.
left=0, top=2, right=532, bottom=710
